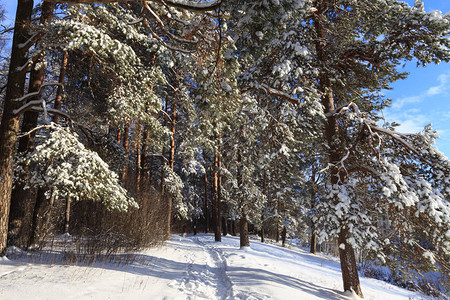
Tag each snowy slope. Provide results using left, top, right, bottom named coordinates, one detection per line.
left=0, top=234, right=429, bottom=300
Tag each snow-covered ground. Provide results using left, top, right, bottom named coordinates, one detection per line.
left=0, top=234, right=430, bottom=299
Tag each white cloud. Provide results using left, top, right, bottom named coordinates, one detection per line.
left=382, top=109, right=429, bottom=134
left=442, top=111, right=450, bottom=119
left=391, top=71, right=450, bottom=109
left=425, top=72, right=450, bottom=96
left=391, top=95, right=422, bottom=109
left=395, top=119, right=428, bottom=134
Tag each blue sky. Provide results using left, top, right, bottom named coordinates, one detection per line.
left=2, top=0, right=450, bottom=157
left=384, top=0, right=450, bottom=158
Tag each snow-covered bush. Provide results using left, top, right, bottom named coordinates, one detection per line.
left=15, top=124, right=137, bottom=211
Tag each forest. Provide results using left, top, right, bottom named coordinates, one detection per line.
left=0, top=0, right=449, bottom=298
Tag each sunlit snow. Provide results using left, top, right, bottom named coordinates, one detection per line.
left=0, top=234, right=428, bottom=300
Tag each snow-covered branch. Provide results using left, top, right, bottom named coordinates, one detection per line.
left=18, top=32, right=44, bottom=51
left=369, top=126, right=432, bottom=165
left=11, top=82, right=62, bottom=108
left=326, top=102, right=361, bottom=117
left=256, top=84, right=300, bottom=106
left=42, top=0, right=222, bottom=12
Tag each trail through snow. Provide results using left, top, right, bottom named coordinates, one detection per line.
left=0, top=234, right=430, bottom=300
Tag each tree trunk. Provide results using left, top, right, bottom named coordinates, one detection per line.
left=0, top=0, right=34, bottom=256
left=310, top=169, right=317, bottom=254
left=261, top=172, right=267, bottom=243
left=222, top=216, right=228, bottom=236
left=27, top=188, right=54, bottom=248
left=193, top=218, right=198, bottom=235
left=204, top=170, right=208, bottom=233
left=313, top=3, right=363, bottom=297
left=136, top=124, right=142, bottom=191
left=281, top=226, right=287, bottom=247
left=165, top=103, right=176, bottom=240
left=9, top=64, right=44, bottom=245
left=64, top=196, right=71, bottom=234
left=275, top=218, right=280, bottom=243
left=28, top=50, right=68, bottom=245
left=52, top=51, right=68, bottom=123
left=339, top=228, right=363, bottom=297
left=260, top=215, right=265, bottom=243
left=213, top=148, right=221, bottom=242
left=10, top=6, right=60, bottom=246
left=121, top=123, right=130, bottom=182
left=116, top=125, right=121, bottom=144
left=239, top=208, right=249, bottom=248
left=217, top=140, right=222, bottom=240
left=310, top=231, right=317, bottom=254
left=160, top=102, right=168, bottom=238
left=231, top=220, right=236, bottom=236
left=169, top=104, right=176, bottom=171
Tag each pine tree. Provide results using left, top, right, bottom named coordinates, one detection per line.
left=232, top=0, right=450, bottom=296
left=0, top=0, right=34, bottom=256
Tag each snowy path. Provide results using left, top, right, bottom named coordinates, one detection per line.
left=0, top=234, right=429, bottom=300
left=169, top=236, right=233, bottom=299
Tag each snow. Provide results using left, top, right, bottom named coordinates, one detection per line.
left=0, top=234, right=428, bottom=300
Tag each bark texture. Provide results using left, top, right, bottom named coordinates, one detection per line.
left=338, top=228, right=363, bottom=296
left=0, top=0, right=34, bottom=255
left=213, top=149, right=221, bottom=242
left=239, top=211, right=249, bottom=248
left=9, top=1, right=55, bottom=247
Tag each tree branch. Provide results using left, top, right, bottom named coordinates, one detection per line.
left=369, top=125, right=432, bottom=166
left=255, top=84, right=300, bottom=106
left=42, top=0, right=222, bottom=12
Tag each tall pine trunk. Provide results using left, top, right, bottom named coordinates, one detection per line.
left=9, top=2, right=56, bottom=248
left=237, top=145, right=249, bottom=248
left=136, top=126, right=142, bottom=191
left=0, top=0, right=34, bottom=255
left=261, top=171, right=266, bottom=243
left=212, top=135, right=221, bottom=242
left=121, top=123, right=130, bottom=182
left=166, top=103, right=176, bottom=239
left=313, top=3, right=363, bottom=297
left=204, top=170, right=208, bottom=233
left=160, top=102, right=168, bottom=238
left=310, top=169, right=317, bottom=254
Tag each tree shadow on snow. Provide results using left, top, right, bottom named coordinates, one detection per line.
left=226, top=266, right=348, bottom=300
left=5, top=240, right=348, bottom=299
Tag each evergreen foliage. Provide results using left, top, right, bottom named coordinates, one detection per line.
left=0, top=0, right=449, bottom=297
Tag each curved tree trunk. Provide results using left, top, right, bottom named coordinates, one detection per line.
left=0, top=0, right=34, bottom=256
